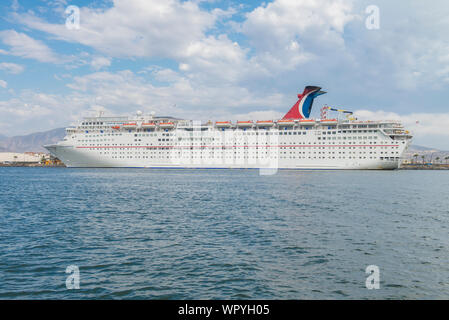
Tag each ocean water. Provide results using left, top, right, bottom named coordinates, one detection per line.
left=0, top=167, right=448, bottom=299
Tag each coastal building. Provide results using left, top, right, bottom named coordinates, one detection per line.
left=0, top=152, right=44, bottom=164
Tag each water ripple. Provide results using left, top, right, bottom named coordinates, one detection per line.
left=0, top=168, right=448, bottom=299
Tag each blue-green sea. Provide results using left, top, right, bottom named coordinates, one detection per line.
left=0, top=167, right=448, bottom=299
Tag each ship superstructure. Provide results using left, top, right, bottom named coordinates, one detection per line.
left=45, top=86, right=412, bottom=169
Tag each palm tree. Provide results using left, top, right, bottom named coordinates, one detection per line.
left=435, top=156, right=440, bottom=165
left=413, top=153, right=419, bottom=164
left=421, top=155, right=425, bottom=164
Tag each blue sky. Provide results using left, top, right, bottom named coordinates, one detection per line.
left=1, top=0, right=449, bottom=148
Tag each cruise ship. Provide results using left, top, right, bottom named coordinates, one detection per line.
left=45, top=86, right=412, bottom=169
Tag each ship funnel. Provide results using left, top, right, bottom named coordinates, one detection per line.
left=282, top=86, right=326, bottom=120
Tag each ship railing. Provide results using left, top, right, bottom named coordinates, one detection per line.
left=82, top=116, right=129, bottom=122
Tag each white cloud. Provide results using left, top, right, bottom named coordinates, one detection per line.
left=354, top=109, right=449, bottom=149
left=230, top=110, right=284, bottom=122
left=0, top=62, right=25, bottom=74
left=2, top=0, right=449, bottom=150
left=90, top=56, right=111, bottom=70
left=65, top=69, right=285, bottom=115
left=0, top=88, right=95, bottom=135
left=242, top=0, right=356, bottom=70
left=14, top=0, right=216, bottom=59
left=10, top=0, right=357, bottom=85
left=0, top=80, right=7, bottom=88
left=0, top=30, right=69, bottom=63
left=355, top=110, right=449, bottom=137
left=181, top=35, right=251, bottom=84
left=11, top=0, right=20, bottom=11
left=0, top=68, right=287, bottom=136
left=12, top=0, right=253, bottom=86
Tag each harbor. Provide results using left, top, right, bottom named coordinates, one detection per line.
left=400, top=163, right=449, bottom=170
left=0, top=152, right=64, bottom=167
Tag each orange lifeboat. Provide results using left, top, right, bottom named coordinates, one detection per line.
left=111, top=125, right=120, bottom=130
left=277, top=119, right=295, bottom=126
left=123, top=123, right=137, bottom=129
left=256, top=120, right=274, bottom=127
left=215, top=121, right=232, bottom=128
left=320, top=118, right=338, bottom=125
left=299, top=119, right=315, bottom=125
left=159, top=122, right=175, bottom=129
left=236, top=121, right=253, bottom=128
left=141, top=122, right=156, bottom=129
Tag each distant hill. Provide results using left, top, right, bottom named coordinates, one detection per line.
left=405, top=145, right=449, bottom=163
left=408, top=145, right=441, bottom=152
left=0, top=128, right=66, bottom=153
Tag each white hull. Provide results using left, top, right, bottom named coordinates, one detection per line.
left=45, top=144, right=402, bottom=170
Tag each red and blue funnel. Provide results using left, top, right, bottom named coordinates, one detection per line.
left=282, top=86, right=326, bottom=120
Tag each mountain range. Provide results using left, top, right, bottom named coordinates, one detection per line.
left=0, top=128, right=66, bottom=153
left=404, top=145, right=449, bottom=163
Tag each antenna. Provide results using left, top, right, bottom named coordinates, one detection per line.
left=320, top=105, right=329, bottom=119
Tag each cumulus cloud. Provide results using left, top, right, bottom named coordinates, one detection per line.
left=0, top=68, right=287, bottom=136
left=0, top=80, right=7, bottom=88
left=242, top=0, right=356, bottom=70
left=0, top=62, right=25, bottom=74
left=2, top=0, right=449, bottom=150
left=0, top=30, right=69, bottom=63
left=13, top=0, right=216, bottom=59
left=12, top=0, right=252, bottom=84
left=65, top=69, right=285, bottom=115
left=230, top=110, right=285, bottom=122
left=90, top=56, right=111, bottom=70
left=355, top=110, right=449, bottom=137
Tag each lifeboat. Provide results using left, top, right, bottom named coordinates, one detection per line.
left=299, top=119, right=315, bottom=125
left=277, top=119, right=295, bottom=126
left=159, top=122, right=175, bottom=129
left=236, top=121, right=253, bottom=128
left=141, top=122, right=156, bottom=129
left=111, top=125, right=121, bottom=130
left=256, top=120, right=274, bottom=127
left=123, top=123, right=137, bottom=129
left=320, top=118, right=338, bottom=125
left=215, top=121, right=232, bottom=128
